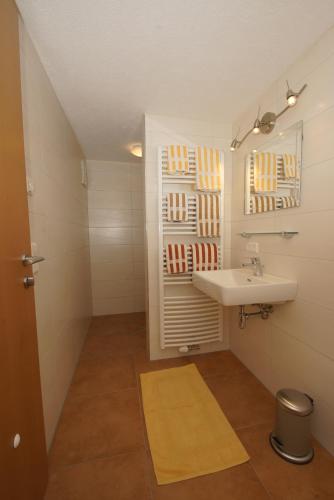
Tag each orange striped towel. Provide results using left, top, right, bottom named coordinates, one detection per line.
left=281, top=196, right=300, bottom=209
left=251, top=195, right=277, bottom=213
left=254, top=152, right=277, bottom=192
left=196, top=147, right=222, bottom=191
left=166, top=244, right=188, bottom=274
left=167, top=193, right=188, bottom=222
left=166, top=145, right=190, bottom=175
left=282, top=154, right=297, bottom=179
left=191, top=243, right=219, bottom=271
left=196, top=194, right=221, bottom=237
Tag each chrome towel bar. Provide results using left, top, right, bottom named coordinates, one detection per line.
left=239, top=231, right=298, bottom=238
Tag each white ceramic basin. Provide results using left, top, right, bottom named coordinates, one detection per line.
left=193, top=268, right=297, bottom=306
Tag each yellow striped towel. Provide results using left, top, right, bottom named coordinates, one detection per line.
left=282, top=154, right=297, bottom=179
left=253, top=152, right=277, bottom=192
left=251, top=195, right=276, bottom=213
left=166, top=145, right=190, bottom=175
left=196, top=194, right=221, bottom=237
left=167, top=193, right=188, bottom=222
left=196, top=147, right=222, bottom=192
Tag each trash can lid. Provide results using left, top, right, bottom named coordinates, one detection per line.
left=277, top=388, right=313, bottom=416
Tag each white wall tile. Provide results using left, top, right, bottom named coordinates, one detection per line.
left=131, top=191, right=144, bottom=209
left=91, top=261, right=135, bottom=281
left=92, top=279, right=135, bottom=299
left=89, top=208, right=133, bottom=227
left=90, top=244, right=132, bottom=264
left=88, top=190, right=131, bottom=209
left=89, top=227, right=132, bottom=245
left=93, top=297, right=135, bottom=316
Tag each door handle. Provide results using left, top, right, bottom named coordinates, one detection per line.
left=22, top=254, right=45, bottom=266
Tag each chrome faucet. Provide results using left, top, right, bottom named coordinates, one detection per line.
left=242, top=257, right=263, bottom=277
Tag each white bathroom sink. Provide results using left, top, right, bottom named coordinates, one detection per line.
left=192, top=268, right=297, bottom=306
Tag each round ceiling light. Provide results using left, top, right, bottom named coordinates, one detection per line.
left=130, top=143, right=143, bottom=158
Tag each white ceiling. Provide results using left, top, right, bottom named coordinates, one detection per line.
left=16, top=0, right=334, bottom=161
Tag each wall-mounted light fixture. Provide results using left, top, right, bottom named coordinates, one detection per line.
left=230, top=82, right=307, bottom=152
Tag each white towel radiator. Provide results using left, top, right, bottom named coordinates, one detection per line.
left=158, top=146, right=224, bottom=351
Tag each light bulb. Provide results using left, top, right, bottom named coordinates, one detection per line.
left=287, top=94, right=297, bottom=107
left=230, top=138, right=239, bottom=151
left=286, top=82, right=298, bottom=107
left=252, top=118, right=261, bottom=134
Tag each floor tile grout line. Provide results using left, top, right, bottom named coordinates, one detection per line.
left=249, top=461, right=273, bottom=499
left=48, top=445, right=147, bottom=474
left=79, top=351, right=146, bottom=361
left=66, top=385, right=140, bottom=400
left=236, top=422, right=274, bottom=499
left=68, top=386, right=138, bottom=398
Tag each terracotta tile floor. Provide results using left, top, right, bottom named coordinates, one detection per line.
left=45, top=312, right=334, bottom=499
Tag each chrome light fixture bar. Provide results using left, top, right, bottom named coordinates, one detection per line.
left=230, top=82, right=307, bottom=152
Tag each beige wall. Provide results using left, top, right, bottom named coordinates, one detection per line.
left=145, top=114, right=232, bottom=360
left=230, top=26, right=334, bottom=453
left=87, top=160, right=145, bottom=315
left=19, top=21, right=92, bottom=449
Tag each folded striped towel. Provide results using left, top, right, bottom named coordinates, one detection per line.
left=282, top=154, right=297, bottom=179
left=166, top=244, right=188, bottom=274
left=196, top=146, right=222, bottom=191
left=196, top=194, right=221, bottom=237
left=281, top=196, right=300, bottom=209
left=251, top=195, right=277, bottom=213
left=254, top=152, right=277, bottom=192
left=166, top=193, right=188, bottom=222
left=166, top=145, right=190, bottom=175
left=191, top=243, right=219, bottom=271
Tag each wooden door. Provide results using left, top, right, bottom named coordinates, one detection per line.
left=0, top=1, right=48, bottom=499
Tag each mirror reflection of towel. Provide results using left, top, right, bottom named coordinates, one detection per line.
left=281, top=196, right=299, bottom=208
left=251, top=195, right=276, bottom=213
left=253, top=152, right=277, bottom=192
left=282, top=154, right=297, bottom=179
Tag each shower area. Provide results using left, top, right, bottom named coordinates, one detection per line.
left=87, top=159, right=145, bottom=316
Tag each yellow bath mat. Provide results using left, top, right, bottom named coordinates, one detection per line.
left=140, top=363, right=249, bottom=485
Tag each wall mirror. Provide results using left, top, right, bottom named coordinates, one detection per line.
left=244, top=121, right=303, bottom=214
